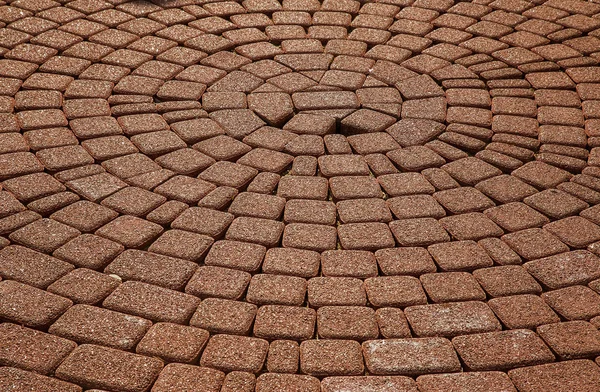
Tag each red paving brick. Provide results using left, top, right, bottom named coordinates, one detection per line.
left=3, top=1, right=600, bottom=389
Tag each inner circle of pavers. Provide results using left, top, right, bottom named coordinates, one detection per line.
left=3, top=0, right=600, bottom=391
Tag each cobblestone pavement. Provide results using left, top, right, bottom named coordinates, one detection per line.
left=2, top=0, right=600, bottom=391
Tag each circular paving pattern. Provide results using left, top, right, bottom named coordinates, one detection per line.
left=2, top=0, right=600, bottom=391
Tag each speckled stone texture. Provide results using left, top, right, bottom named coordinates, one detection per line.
left=3, top=0, right=600, bottom=390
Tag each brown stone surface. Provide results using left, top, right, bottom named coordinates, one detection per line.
left=4, top=0, right=600, bottom=387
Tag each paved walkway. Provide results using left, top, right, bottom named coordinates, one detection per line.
left=2, top=0, right=600, bottom=390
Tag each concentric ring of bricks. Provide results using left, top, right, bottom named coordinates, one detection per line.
left=2, top=0, right=600, bottom=391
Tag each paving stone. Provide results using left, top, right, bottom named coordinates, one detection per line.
left=103, top=281, right=200, bottom=324
left=489, top=294, right=560, bottom=329
left=508, top=360, right=600, bottom=392
left=0, top=322, right=76, bottom=375
left=363, top=338, right=461, bottom=376
left=190, top=298, right=257, bottom=336
left=421, top=272, right=487, bottom=303
left=0, top=244, right=73, bottom=289
left=416, top=372, right=517, bottom=392
left=0, top=280, right=73, bottom=328
left=542, top=285, right=600, bottom=320
left=55, top=344, right=164, bottom=392
left=0, top=367, right=82, bottom=392
left=200, top=334, right=269, bottom=374
left=151, top=364, right=224, bottom=392
left=453, top=330, right=555, bottom=371
left=104, top=249, right=197, bottom=291
left=47, top=268, right=120, bottom=305
left=254, top=304, right=316, bottom=340
left=524, top=250, right=600, bottom=289
left=300, top=340, right=364, bottom=376
left=49, top=304, right=151, bottom=350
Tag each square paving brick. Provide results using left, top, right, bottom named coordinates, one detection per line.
left=267, top=339, right=299, bottom=373
left=321, top=376, right=418, bottom=392
left=417, top=372, right=517, bottom=392
left=200, top=334, right=269, bottom=374
left=103, top=281, right=200, bottom=324
left=148, top=229, right=213, bottom=262
left=387, top=195, right=446, bottom=219
left=96, top=215, right=163, bottom=248
left=0, top=367, right=82, bottom=392
left=262, top=247, right=321, bottom=278
left=318, top=154, right=371, bottom=177
left=190, top=298, right=257, bottom=335
left=524, top=250, right=600, bottom=289
left=0, top=244, right=74, bottom=289
left=375, top=247, right=437, bottom=276
left=452, top=329, right=555, bottom=371
left=420, top=272, right=487, bottom=303
left=389, top=218, right=450, bottom=247
left=537, top=320, right=600, bottom=359
left=489, top=294, right=560, bottom=330
left=55, top=344, right=164, bottom=392
left=50, top=200, right=118, bottom=233
left=512, top=161, right=573, bottom=189
left=329, top=175, right=382, bottom=200
left=185, top=266, right=251, bottom=300
left=377, top=172, right=436, bottom=196
left=256, top=373, right=320, bottom=392
left=524, top=189, right=588, bottom=220
left=100, top=186, right=166, bottom=217
left=0, top=280, right=72, bottom=328
left=363, top=337, right=461, bottom=376
left=254, top=304, right=317, bottom=341
left=439, top=212, right=504, bottom=241
left=474, top=265, right=542, bottom=297
left=434, top=187, right=496, bottom=214
left=200, top=161, right=259, bottom=189
left=136, top=322, right=209, bottom=364
left=321, top=250, right=378, bottom=278
left=154, top=175, right=217, bottom=204
left=282, top=223, right=338, bottom=252
left=483, top=202, right=550, bottom=232
left=338, top=222, right=396, bottom=251
left=508, top=359, right=600, bottom=392
left=405, top=301, right=501, bottom=337
left=365, top=275, right=428, bottom=307
left=502, top=228, right=569, bottom=261
left=277, top=175, right=329, bottom=200
left=542, top=285, right=600, bottom=320
left=48, top=304, right=151, bottom=350
left=228, top=192, right=286, bottom=220
left=47, top=268, right=120, bottom=305
left=171, top=207, right=234, bottom=238
left=300, top=340, right=364, bottom=376
left=284, top=199, right=337, bottom=226
left=204, top=240, right=266, bottom=272
left=151, top=364, right=225, bottom=392
left=53, top=233, right=123, bottom=270
left=375, top=308, right=412, bottom=339
left=317, top=306, right=379, bottom=340
left=428, top=240, right=494, bottom=271
left=246, top=273, right=307, bottom=306
left=544, top=216, right=600, bottom=248
left=308, top=277, right=367, bottom=307
left=0, top=323, right=76, bottom=376
left=9, top=218, right=80, bottom=253
left=104, top=249, right=197, bottom=291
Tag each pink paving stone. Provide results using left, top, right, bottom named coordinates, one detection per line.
left=508, top=359, right=600, bottom=392
left=362, top=338, right=461, bottom=376
left=200, top=334, right=269, bottom=374
left=55, top=344, right=164, bottom=392
left=0, top=322, right=77, bottom=376
left=452, top=329, right=555, bottom=371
